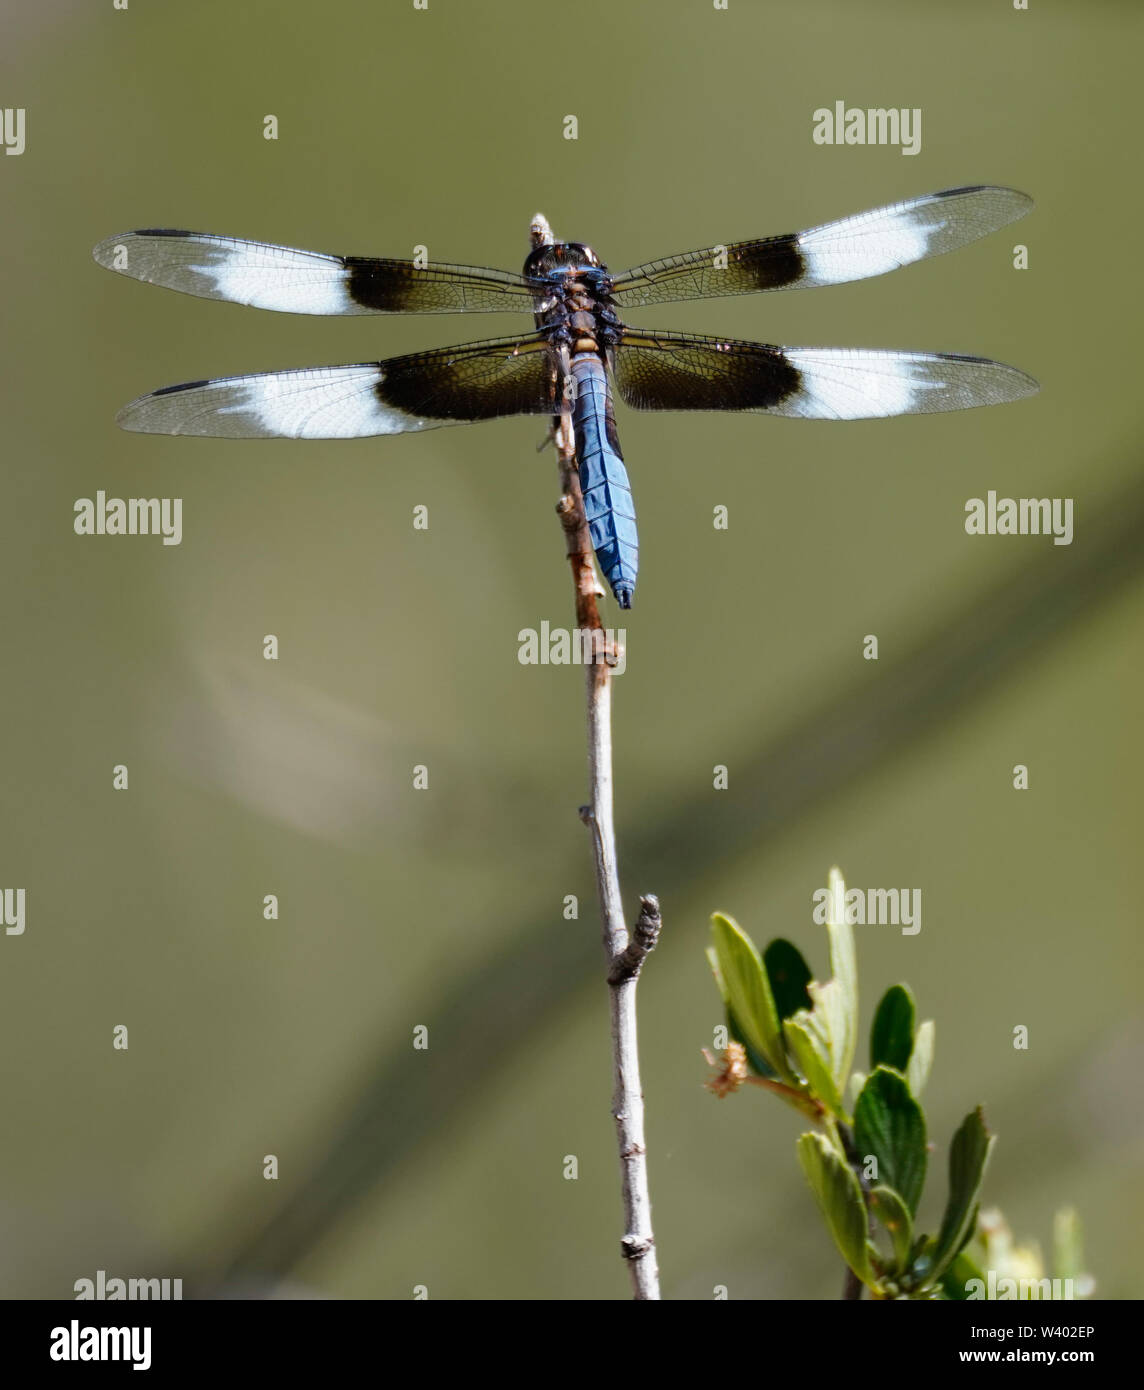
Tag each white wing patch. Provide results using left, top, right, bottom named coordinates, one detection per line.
left=780, top=348, right=1038, bottom=420
left=796, top=186, right=1032, bottom=287
left=92, top=232, right=355, bottom=315
left=799, top=218, right=938, bottom=285
left=117, top=365, right=435, bottom=439
left=186, top=241, right=353, bottom=315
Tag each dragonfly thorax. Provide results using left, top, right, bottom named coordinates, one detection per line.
left=525, top=240, right=622, bottom=363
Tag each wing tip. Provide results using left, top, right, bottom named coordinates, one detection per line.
left=1009, top=367, right=1040, bottom=400
left=115, top=397, right=158, bottom=433
left=92, top=229, right=214, bottom=273
left=115, top=405, right=148, bottom=433
left=930, top=184, right=1035, bottom=220
left=115, top=380, right=209, bottom=433
left=964, top=354, right=1039, bottom=399
left=91, top=234, right=126, bottom=268
left=935, top=353, right=1040, bottom=405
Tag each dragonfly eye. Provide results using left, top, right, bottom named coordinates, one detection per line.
left=523, top=241, right=604, bottom=277
left=565, top=241, right=602, bottom=268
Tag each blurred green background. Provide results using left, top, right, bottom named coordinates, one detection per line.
left=1, top=0, right=1140, bottom=1300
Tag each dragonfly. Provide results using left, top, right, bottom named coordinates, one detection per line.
left=93, top=185, right=1037, bottom=609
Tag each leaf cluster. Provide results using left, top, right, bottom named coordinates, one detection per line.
left=707, top=868, right=993, bottom=1299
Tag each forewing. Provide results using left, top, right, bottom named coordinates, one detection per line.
left=610, top=186, right=1032, bottom=306
left=93, top=231, right=539, bottom=314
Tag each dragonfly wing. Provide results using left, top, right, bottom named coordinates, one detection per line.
left=613, top=330, right=1038, bottom=419
left=117, top=334, right=557, bottom=438
left=93, top=231, right=539, bottom=314
left=610, top=186, right=1033, bottom=306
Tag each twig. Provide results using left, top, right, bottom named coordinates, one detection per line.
left=553, top=415, right=605, bottom=631
left=554, top=412, right=661, bottom=1300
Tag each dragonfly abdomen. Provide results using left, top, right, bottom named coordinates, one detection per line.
left=571, top=353, right=638, bottom=609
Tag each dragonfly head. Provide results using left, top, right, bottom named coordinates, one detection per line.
left=523, top=239, right=605, bottom=280
left=525, top=213, right=607, bottom=277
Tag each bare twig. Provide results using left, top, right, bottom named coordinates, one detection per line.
left=554, top=412, right=661, bottom=1300
left=553, top=415, right=605, bottom=631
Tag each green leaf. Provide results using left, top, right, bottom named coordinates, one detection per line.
left=930, top=1108, right=995, bottom=1280
left=763, top=938, right=813, bottom=1020
left=823, top=867, right=859, bottom=1088
left=709, top=915, right=793, bottom=1083
left=955, top=1204, right=981, bottom=1259
left=797, top=1131, right=873, bottom=1287
left=908, top=1019, right=935, bottom=1098
left=806, top=978, right=851, bottom=1100
left=725, top=1006, right=775, bottom=1079
left=706, top=944, right=724, bottom=996
left=784, top=1016, right=841, bottom=1113
left=787, top=986, right=851, bottom=1117
left=869, top=1185, right=913, bottom=1274
left=853, top=1066, right=928, bottom=1216
left=939, top=1248, right=985, bottom=1301
left=709, top=943, right=778, bottom=1079
left=870, top=984, right=915, bottom=1073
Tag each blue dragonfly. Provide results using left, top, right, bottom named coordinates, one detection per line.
left=94, top=186, right=1036, bottom=608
